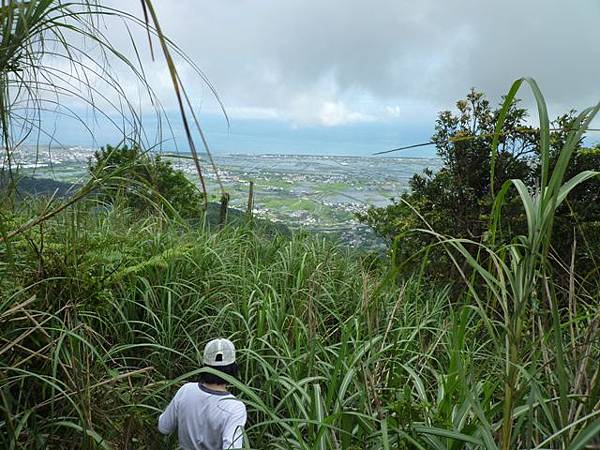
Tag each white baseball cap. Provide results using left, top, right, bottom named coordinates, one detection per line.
left=203, top=338, right=236, bottom=366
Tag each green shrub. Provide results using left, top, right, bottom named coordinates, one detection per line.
left=89, top=144, right=204, bottom=219
left=359, top=90, right=600, bottom=280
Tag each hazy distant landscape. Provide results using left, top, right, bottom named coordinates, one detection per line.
left=13, top=146, right=440, bottom=248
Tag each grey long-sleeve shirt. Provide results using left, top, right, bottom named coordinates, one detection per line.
left=158, top=383, right=247, bottom=450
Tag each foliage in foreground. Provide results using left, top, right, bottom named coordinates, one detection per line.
left=0, top=196, right=599, bottom=449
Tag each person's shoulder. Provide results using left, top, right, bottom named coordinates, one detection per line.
left=175, top=382, right=199, bottom=397
left=177, top=382, right=196, bottom=391
left=217, top=395, right=246, bottom=416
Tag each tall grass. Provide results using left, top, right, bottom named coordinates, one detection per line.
left=1, top=186, right=599, bottom=448
left=0, top=201, right=447, bottom=448
left=414, top=78, right=600, bottom=449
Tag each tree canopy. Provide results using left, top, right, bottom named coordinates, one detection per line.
left=89, top=144, right=204, bottom=219
left=359, top=90, right=600, bottom=279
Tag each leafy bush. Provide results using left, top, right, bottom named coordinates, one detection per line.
left=359, top=90, right=600, bottom=279
left=89, top=144, right=204, bottom=219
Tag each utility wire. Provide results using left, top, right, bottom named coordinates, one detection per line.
left=374, top=128, right=600, bottom=156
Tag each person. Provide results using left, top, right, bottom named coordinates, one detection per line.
left=158, top=338, right=247, bottom=449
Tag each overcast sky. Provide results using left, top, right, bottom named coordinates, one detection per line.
left=57, top=0, right=600, bottom=154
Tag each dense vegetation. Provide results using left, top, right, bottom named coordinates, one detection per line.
left=1, top=190, right=598, bottom=449
left=1, top=1, right=600, bottom=449
left=359, top=90, right=600, bottom=282
left=2, top=83, right=600, bottom=447
left=89, top=144, right=205, bottom=219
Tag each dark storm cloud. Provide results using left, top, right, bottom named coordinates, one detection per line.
left=113, top=0, right=600, bottom=125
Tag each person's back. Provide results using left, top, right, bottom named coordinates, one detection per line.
left=158, top=382, right=246, bottom=450
left=158, top=338, right=247, bottom=450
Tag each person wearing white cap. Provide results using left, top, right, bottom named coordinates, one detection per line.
left=158, top=338, right=247, bottom=449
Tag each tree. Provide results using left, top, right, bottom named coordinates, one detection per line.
left=359, top=90, right=599, bottom=279
left=89, top=144, right=204, bottom=219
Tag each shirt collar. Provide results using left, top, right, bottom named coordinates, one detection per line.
left=198, top=383, right=230, bottom=396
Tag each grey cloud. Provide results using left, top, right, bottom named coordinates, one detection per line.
left=113, top=0, right=600, bottom=124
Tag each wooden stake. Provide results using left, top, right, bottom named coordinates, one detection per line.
left=246, top=181, right=254, bottom=219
